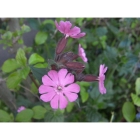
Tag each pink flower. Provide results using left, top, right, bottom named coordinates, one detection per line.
left=17, top=106, right=26, bottom=112
left=97, top=64, right=108, bottom=94
left=55, top=20, right=86, bottom=39
left=39, top=69, right=80, bottom=109
left=78, top=44, right=88, bottom=62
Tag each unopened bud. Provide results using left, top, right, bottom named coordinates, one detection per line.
left=83, top=75, right=98, bottom=82
left=56, top=37, right=68, bottom=54
left=65, top=62, right=85, bottom=70
left=58, top=52, right=79, bottom=64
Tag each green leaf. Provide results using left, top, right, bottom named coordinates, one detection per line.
left=35, top=31, right=48, bottom=45
left=20, top=66, right=30, bottom=79
left=31, top=82, right=38, bottom=94
left=122, top=101, right=136, bottom=122
left=32, top=105, right=47, bottom=120
left=1, top=31, right=12, bottom=40
left=34, top=63, right=48, bottom=68
left=30, top=65, right=48, bottom=84
left=0, top=110, right=12, bottom=122
left=16, top=109, right=34, bottom=122
left=96, top=27, right=108, bottom=37
left=42, top=19, right=55, bottom=27
left=86, top=109, right=108, bottom=122
left=6, top=71, right=22, bottom=89
left=131, top=93, right=140, bottom=106
left=17, top=38, right=24, bottom=44
left=135, top=78, right=140, bottom=95
left=28, top=53, right=45, bottom=65
left=80, top=87, right=89, bottom=103
left=2, top=59, right=20, bottom=73
left=119, top=37, right=131, bottom=48
left=104, top=46, right=118, bottom=61
left=131, top=20, right=138, bottom=28
left=107, top=23, right=119, bottom=34
left=66, top=102, right=74, bottom=113
left=78, top=81, right=90, bottom=87
left=44, top=110, right=64, bottom=122
left=21, top=24, right=31, bottom=33
left=16, top=48, right=27, bottom=66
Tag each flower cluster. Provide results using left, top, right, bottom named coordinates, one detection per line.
left=39, top=20, right=108, bottom=109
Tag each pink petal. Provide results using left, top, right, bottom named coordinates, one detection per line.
left=99, top=80, right=106, bottom=94
left=40, top=91, right=56, bottom=102
left=58, top=69, right=68, bottom=86
left=39, top=85, right=54, bottom=94
left=103, top=66, right=108, bottom=73
left=17, top=106, right=26, bottom=112
left=69, top=26, right=80, bottom=36
left=64, top=21, right=72, bottom=34
left=48, top=70, right=59, bottom=85
left=59, top=94, right=68, bottom=109
left=55, top=21, right=65, bottom=34
left=72, top=32, right=86, bottom=38
left=64, top=91, right=78, bottom=102
left=55, top=20, right=60, bottom=30
left=78, top=44, right=88, bottom=62
left=59, top=21, right=66, bottom=33
left=58, top=69, right=74, bottom=86
left=50, top=95, right=59, bottom=109
left=99, top=64, right=103, bottom=76
left=64, top=83, right=80, bottom=93
left=42, top=75, right=56, bottom=87
left=64, top=73, right=74, bottom=85
left=83, top=57, right=88, bottom=62
left=99, top=64, right=108, bottom=76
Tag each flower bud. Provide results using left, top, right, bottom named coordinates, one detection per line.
left=65, top=62, right=85, bottom=70
left=56, top=37, right=68, bottom=54
left=57, top=52, right=79, bottom=64
left=82, top=74, right=98, bottom=82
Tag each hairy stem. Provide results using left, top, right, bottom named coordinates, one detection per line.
left=29, top=72, right=39, bottom=88
left=19, top=84, right=40, bottom=101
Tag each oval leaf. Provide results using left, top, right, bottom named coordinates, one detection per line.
left=28, top=53, right=45, bottom=65
left=32, top=105, right=47, bottom=120
left=16, top=109, right=34, bottom=122
left=131, top=93, right=140, bottom=106
left=66, top=102, right=74, bottom=113
left=44, top=110, right=64, bottom=122
left=35, top=32, right=48, bottom=45
left=135, top=78, right=140, bottom=95
left=16, top=48, right=27, bottom=66
left=122, top=101, right=136, bottom=122
left=20, top=66, right=30, bottom=79
left=2, top=59, right=20, bottom=73
left=80, top=87, right=89, bottom=103
left=6, top=71, right=22, bottom=89
left=0, top=110, right=12, bottom=122
left=34, top=63, right=47, bottom=68
left=29, top=65, right=48, bottom=84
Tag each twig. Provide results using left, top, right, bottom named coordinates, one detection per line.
left=19, top=84, right=40, bottom=101
left=29, top=72, right=39, bottom=88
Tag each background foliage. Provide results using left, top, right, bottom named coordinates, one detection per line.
left=0, top=18, right=140, bottom=122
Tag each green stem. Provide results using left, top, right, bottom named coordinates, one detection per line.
left=110, top=112, right=115, bottom=122
left=19, top=84, right=40, bottom=101
left=29, top=72, right=39, bottom=88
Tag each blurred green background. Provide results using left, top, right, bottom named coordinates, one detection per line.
left=0, top=18, right=140, bottom=122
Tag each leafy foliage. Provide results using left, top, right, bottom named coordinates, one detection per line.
left=1, top=18, right=140, bottom=122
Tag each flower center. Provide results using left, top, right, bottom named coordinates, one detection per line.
left=57, top=85, right=62, bottom=91
left=65, top=34, right=69, bottom=38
